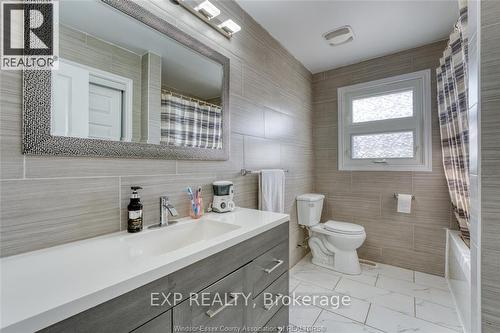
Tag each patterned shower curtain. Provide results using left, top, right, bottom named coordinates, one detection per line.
left=436, top=0, right=470, bottom=242
left=160, top=92, right=223, bottom=149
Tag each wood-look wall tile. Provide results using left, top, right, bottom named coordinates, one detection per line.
left=481, top=174, right=500, bottom=252
left=313, top=101, right=337, bottom=128
left=410, top=40, right=447, bottom=71
left=381, top=194, right=451, bottom=226
left=0, top=70, right=23, bottom=180
left=285, top=174, right=314, bottom=209
left=313, top=126, right=337, bottom=149
left=413, top=224, right=447, bottom=254
left=25, top=156, right=177, bottom=178
left=481, top=22, right=500, bottom=101
left=0, top=177, right=120, bottom=257
left=230, top=59, right=243, bottom=96
left=412, top=172, right=450, bottom=199
left=230, top=94, right=266, bottom=137
left=358, top=244, right=383, bottom=263
left=327, top=193, right=381, bottom=220
left=280, top=144, right=313, bottom=174
left=314, top=170, right=351, bottom=196
left=481, top=99, right=500, bottom=149
left=381, top=247, right=445, bottom=276
left=482, top=1, right=500, bottom=27
left=242, top=65, right=281, bottom=112
left=354, top=217, right=413, bottom=250
left=481, top=247, right=500, bottom=329
left=314, top=148, right=338, bottom=172
left=351, top=171, right=412, bottom=195
left=177, top=134, right=244, bottom=175
left=264, top=110, right=295, bottom=141
left=243, top=136, right=281, bottom=170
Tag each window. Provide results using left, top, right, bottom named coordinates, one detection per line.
left=338, top=70, right=432, bottom=171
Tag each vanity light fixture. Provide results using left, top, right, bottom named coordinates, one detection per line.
left=218, top=19, right=241, bottom=35
left=194, top=0, right=220, bottom=20
left=175, top=0, right=241, bottom=39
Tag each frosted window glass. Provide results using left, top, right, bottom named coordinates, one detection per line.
left=352, top=132, right=414, bottom=159
left=352, top=90, right=413, bottom=123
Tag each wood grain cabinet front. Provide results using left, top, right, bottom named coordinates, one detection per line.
left=258, top=306, right=289, bottom=333
left=131, top=310, right=172, bottom=333
left=248, top=242, right=289, bottom=298
left=173, top=264, right=249, bottom=332
left=250, top=272, right=288, bottom=329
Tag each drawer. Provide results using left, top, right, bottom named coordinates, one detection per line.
left=259, top=305, right=288, bottom=333
left=249, top=241, right=289, bottom=297
left=131, top=310, right=171, bottom=333
left=251, top=272, right=288, bottom=329
left=173, top=264, right=248, bottom=330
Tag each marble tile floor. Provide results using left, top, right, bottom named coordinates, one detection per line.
left=288, top=254, right=464, bottom=333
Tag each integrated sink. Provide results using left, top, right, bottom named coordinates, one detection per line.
left=123, top=219, right=241, bottom=257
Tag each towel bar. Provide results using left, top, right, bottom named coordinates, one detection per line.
left=240, top=168, right=289, bottom=176
left=393, top=193, right=415, bottom=200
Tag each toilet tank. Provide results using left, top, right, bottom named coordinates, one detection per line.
left=296, top=194, right=325, bottom=226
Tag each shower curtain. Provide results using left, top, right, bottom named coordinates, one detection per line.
left=160, top=92, right=223, bottom=150
left=436, top=0, right=470, bottom=242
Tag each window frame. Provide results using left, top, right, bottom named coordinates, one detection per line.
left=337, top=69, right=432, bottom=172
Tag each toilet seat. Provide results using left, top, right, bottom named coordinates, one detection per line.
left=323, top=220, right=365, bottom=235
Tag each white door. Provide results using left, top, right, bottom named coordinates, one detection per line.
left=52, top=60, right=89, bottom=138
left=88, top=83, right=122, bottom=140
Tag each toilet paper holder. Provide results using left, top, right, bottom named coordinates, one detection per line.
left=393, top=193, right=415, bottom=200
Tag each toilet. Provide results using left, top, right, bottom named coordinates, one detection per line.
left=297, top=193, right=366, bottom=275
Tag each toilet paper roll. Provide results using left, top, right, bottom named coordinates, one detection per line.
left=397, top=194, right=412, bottom=214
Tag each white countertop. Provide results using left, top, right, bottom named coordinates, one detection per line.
left=0, top=208, right=289, bottom=332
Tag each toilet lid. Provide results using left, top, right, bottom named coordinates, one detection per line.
left=324, top=220, right=365, bottom=235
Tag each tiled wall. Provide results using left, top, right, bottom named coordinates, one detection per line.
left=477, top=1, right=500, bottom=332
left=312, top=41, right=453, bottom=276
left=0, top=0, right=313, bottom=266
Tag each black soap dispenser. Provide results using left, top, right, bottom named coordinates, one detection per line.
left=128, top=186, right=143, bottom=233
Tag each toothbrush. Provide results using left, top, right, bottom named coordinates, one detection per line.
left=186, top=187, right=196, bottom=214
left=197, top=186, right=202, bottom=214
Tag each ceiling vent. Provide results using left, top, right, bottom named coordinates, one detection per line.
left=323, top=26, right=354, bottom=46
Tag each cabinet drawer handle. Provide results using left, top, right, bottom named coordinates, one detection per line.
left=264, top=259, right=284, bottom=274
left=264, top=293, right=283, bottom=311
left=205, top=293, right=238, bottom=318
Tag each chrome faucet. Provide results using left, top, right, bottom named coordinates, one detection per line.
left=149, top=195, right=179, bottom=229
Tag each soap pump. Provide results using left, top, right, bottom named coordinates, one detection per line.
left=128, top=186, right=143, bottom=233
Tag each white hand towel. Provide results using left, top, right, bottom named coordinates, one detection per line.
left=397, top=194, right=413, bottom=214
left=258, top=169, right=285, bottom=213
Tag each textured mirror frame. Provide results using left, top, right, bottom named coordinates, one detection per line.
left=23, top=0, right=230, bottom=160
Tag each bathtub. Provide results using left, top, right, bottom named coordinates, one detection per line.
left=446, top=229, right=471, bottom=333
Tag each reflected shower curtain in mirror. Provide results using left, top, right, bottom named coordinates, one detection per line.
left=161, top=92, right=223, bottom=149
left=436, top=0, right=470, bottom=242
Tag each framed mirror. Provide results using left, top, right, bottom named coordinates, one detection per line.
left=23, top=0, right=229, bottom=160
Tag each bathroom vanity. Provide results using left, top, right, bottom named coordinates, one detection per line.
left=0, top=209, right=289, bottom=333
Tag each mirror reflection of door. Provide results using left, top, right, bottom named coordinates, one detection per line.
left=88, top=83, right=123, bottom=141
left=52, top=59, right=133, bottom=141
